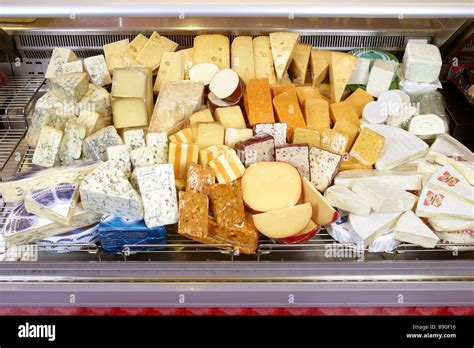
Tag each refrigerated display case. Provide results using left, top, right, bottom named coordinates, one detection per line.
left=0, top=1, right=473, bottom=308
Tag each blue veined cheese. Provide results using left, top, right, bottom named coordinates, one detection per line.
left=408, top=114, right=446, bottom=140
left=77, top=110, right=104, bottom=136
left=62, top=60, right=84, bottom=74
left=2, top=202, right=102, bottom=245
left=130, top=147, right=154, bottom=168
left=25, top=109, right=52, bottom=147
left=132, top=164, right=178, bottom=227
left=84, top=55, right=112, bottom=87
left=80, top=162, right=143, bottom=220
left=82, top=126, right=123, bottom=161
left=50, top=72, right=89, bottom=102
left=58, top=121, right=87, bottom=164
left=123, top=129, right=146, bottom=150
left=106, top=144, right=131, bottom=173
left=24, top=182, right=79, bottom=226
left=76, top=84, right=112, bottom=116
left=45, top=47, right=78, bottom=79
left=146, top=132, right=168, bottom=164
left=32, top=126, right=63, bottom=168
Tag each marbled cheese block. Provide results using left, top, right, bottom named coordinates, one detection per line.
left=168, top=143, right=199, bottom=179
left=80, top=162, right=143, bottom=220
left=50, top=72, right=89, bottom=102
left=123, top=129, right=146, bottom=150
left=82, top=126, right=123, bottom=161
left=62, top=60, right=84, bottom=74
left=45, top=47, right=77, bottom=78
left=178, top=190, right=209, bottom=238
left=199, top=145, right=230, bottom=166
left=309, top=147, right=342, bottom=192
left=84, top=55, right=112, bottom=87
left=146, top=132, right=169, bottom=164
left=32, top=126, right=63, bottom=168
left=208, top=148, right=245, bottom=184
left=253, top=123, right=288, bottom=146
left=275, top=144, right=310, bottom=179
left=133, top=164, right=179, bottom=228
left=76, top=84, right=112, bottom=116
left=225, top=128, right=253, bottom=148
left=235, top=133, right=275, bottom=167
left=130, top=147, right=155, bottom=169
left=169, top=128, right=194, bottom=143
left=58, top=121, right=87, bottom=164
left=106, top=144, right=132, bottom=173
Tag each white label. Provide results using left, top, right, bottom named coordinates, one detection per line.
left=69, top=294, right=76, bottom=304
left=178, top=294, right=185, bottom=304
left=397, top=294, right=404, bottom=304
left=288, top=293, right=295, bottom=304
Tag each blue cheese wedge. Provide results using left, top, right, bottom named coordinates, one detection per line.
left=24, top=182, right=79, bottom=226
left=84, top=55, right=112, bottom=87
left=79, top=162, right=143, bottom=220
left=45, top=47, right=77, bottom=78
left=32, top=126, right=63, bottom=168
left=77, top=110, right=104, bottom=136
left=82, top=126, right=123, bottom=161
left=130, top=147, right=155, bottom=168
left=106, top=144, right=131, bottom=173
left=58, top=121, right=87, bottom=164
left=123, top=129, right=146, bottom=150
left=146, top=132, right=168, bottom=164
left=25, top=109, right=52, bottom=147
left=76, top=84, right=112, bottom=116
left=50, top=72, right=89, bottom=102
left=62, top=60, right=84, bottom=74
left=394, top=210, right=439, bottom=248
left=132, top=164, right=179, bottom=228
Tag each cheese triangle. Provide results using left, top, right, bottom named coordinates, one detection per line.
left=394, top=211, right=439, bottom=248
left=329, top=52, right=357, bottom=103
left=427, top=164, right=474, bottom=204
left=310, top=50, right=332, bottom=87
left=269, top=32, right=300, bottom=82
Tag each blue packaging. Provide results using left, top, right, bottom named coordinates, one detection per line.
left=98, top=216, right=167, bottom=253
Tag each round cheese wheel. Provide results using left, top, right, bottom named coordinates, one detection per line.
left=378, top=90, right=403, bottom=116
left=362, top=101, right=388, bottom=124
left=209, top=69, right=244, bottom=103
left=393, top=89, right=411, bottom=106
left=189, top=63, right=219, bottom=85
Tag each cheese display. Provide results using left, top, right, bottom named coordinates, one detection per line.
left=136, top=33, right=178, bottom=71
left=275, top=144, right=310, bottom=179
left=153, top=51, right=184, bottom=93
left=402, top=43, right=442, bottom=84
left=103, top=39, right=129, bottom=74
left=304, top=98, right=331, bottom=131
left=106, top=144, right=132, bottom=173
left=50, top=72, right=89, bottom=102
left=236, top=133, right=275, bottom=167
left=253, top=36, right=277, bottom=84
left=83, top=55, right=112, bottom=87
left=292, top=128, right=320, bottom=148
left=310, top=50, right=332, bottom=87
left=58, top=121, right=86, bottom=164
left=289, top=43, right=311, bottom=85
left=193, top=34, right=230, bottom=70
left=272, top=90, right=306, bottom=139
left=334, top=169, right=422, bottom=191
left=309, top=147, right=342, bottom=192
left=208, top=148, right=245, bottom=184
left=231, top=36, right=255, bottom=85
left=45, top=47, right=77, bottom=79
left=225, top=128, right=253, bottom=148
left=168, top=143, right=199, bottom=179
left=394, top=210, right=439, bottom=248
left=32, top=126, right=63, bottom=168
left=253, top=123, right=287, bottom=146
left=324, top=185, right=371, bottom=216
left=416, top=186, right=474, bottom=220
left=329, top=52, right=357, bottom=103
left=209, top=181, right=245, bottom=227
left=426, top=164, right=474, bottom=204
left=245, top=78, right=275, bottom=125
left=82, top=126, right=123, bottom=161
left=349, top=211, right=401, bottom=246
left=215, top=106, right=246, bottom=129
left=269, top=32, right=300, bottom=82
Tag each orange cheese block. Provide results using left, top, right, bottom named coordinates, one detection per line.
left=349, top=127, right=385, bottom=166
left=329, top=101, right=360, bottom=126
left=208, top=148, right=245, bottom=184
left=168, top=142, right=199, bottom=179
left=272, top=90, right=306, bottom=140
left=320, top=128, right=349, bottom=156
left=304, top=98, right=331, bottom=131
left=271, top=83, right=296, bottom=98
left=169, top=128, right=194, bottom=143
left=333, top=118, right=359, bottom=150
left=302, top=177, right=338, bottom=225
left=245, top=78, right=275, bottom=126
left=295, top=86, right=322, bottom=106
left=345, top=87, right=374, bottom=118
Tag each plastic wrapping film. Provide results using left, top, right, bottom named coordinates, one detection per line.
left=185, top=163, right=216, bottom=195
left=36, top=224, right=99, bottom=253
left=407, top=92, right=449, bottom=141
left=398, top=69, right=442, bottom=97
left=208, top=181, right=245, bottom=228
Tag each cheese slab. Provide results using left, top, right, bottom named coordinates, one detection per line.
left=320, top=128, right=349, bottom=156
left=76, top=83, right=112, bottom=117
left=178, top=191, right=209, bottom=238
left=106, top=144, right=132, bottom=173
left=62, top=60, right=84, bottom=74
left=136, top=33, right=179, bottom=71
left=77, top=110, right=104, bottom=136
left=253, top=36, right=277, bottom=84
left=24, top=183, right=79, bottom=226
left=215, top=106, right=246, bottom=129
left=112, top=98, right=148, bottom=129
left=304, top=98, right=331, bottom=131
left=347, top=57, right=371, bottom=85
left=275, top=144, right=310, bottom=180
left=394, top=211, right=439, bottom=248
left=193, top=34, right=230, bottom=70
left=133, top=164, right=179, bottom=228
left=123, top=129, right=146, bottom=150
left=269, top=32, right=300, bottom=82
left=349, top=211, right=402, bottom=246
left=121, top=33, right=148, bottom=66
left=324, top=185, right=371, bottom=216
left=169, top=128, right=194, bottom=144
left=402, top=43, right=442, bottom=84
left=427, top=164, right=474, bottom=204
left=199, top=145, right=230, bottom=166
left=363, top=124, right=429, bottom=170
left=301, top=177, right=338, bottom=225
left=345, top=87, right=374, bottom=118
left=416, top=186, right=474, bottom=220
left=236, top=133, right=275, bottom=167
left=189, top=109, right=214, bottom=125
left=84, top=55, right=112, bottom=87
left=329, top=101, right=360, bottom=126
left=82, top=126, right=123, bottom=161
left=334, top=169, right=422, bottom=191
left=146, top=132, right=169, bottom=164
left=208, top=148, right=245, bottom=184
left=153, top=51, right=184, bottom=92
left=295, top=86, right=322, bottom=106
left=45, top=47, right=77, bottom=79
left=366, top=59, right=397, bottom=98
left=168, top=143, right=199, bottom=179
left=333, top=119, right=359, bottom=150
left=273, top=90, right=306, bottom=140
left=289, top=43, right=311, bottom=85
left=231, top=36, right=255, bottom=85
left=310, top=50, right=332, bottom=87
left=292, top=128, right=320, bottom=148
left=309, top=147, right=342, bottom=192
left=32, top=126, right=63, bottom=168
left=195, top=122, right=225, bottom=150
left=130, top=147, right=155, bottom=169
left=209, top=181, right=245, bottom=227
left=103, top=38, right=129, bottom=74
left=428, top=217, right=474, bottom=232
left=225, top=128, right=253, bottom=148
left=245, top=78, right=275, bottom=125
left=329, top=52, right=357, bottom=103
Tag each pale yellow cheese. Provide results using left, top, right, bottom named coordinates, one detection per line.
left=179, top=48, right=194, bottom=80
left=231, top=36, right=255, bottom=85
left=121, top=34, right=149, bottom=67
left=195, top=122, right=225, bottom=149
left=153, top=52, right=184, bottom=93
left=333, top=118, right=359, bottom=150
left=253, top=36, right=277, bottom=85
left=269, top=32, right=300, bottom=82
left=214, top=106, right=246, bottom=129
left=310, top=50, right=333, bottom=87
left=112, top=98, right=148, bottom=129
left=320, top=128, right=349, bottom=156
left=349, top=127, right=385, bottom=166
left=136, top=32, right=179, bottom=71
left=293, top=128, right=320, bottom=148
left=103, top=39, right=129, bottom=74
left=193, top=34, right=230, bottom=70
left=329, top=52, right=357, bottom=103
left=289, top=43, right=312, bottom=85
left=112, top=68, right=148, bottom=98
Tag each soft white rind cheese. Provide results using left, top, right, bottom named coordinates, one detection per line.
left=416, top=186, right=474, bottom=220
left=334, top=169, right=422, bottom=191
left=427, top=164, right=474, bottom=204
left=394, top=210, right=439, bottom=248
left=324, top=185, right=371, bottom=216
left=349, top=211, right=402, bottom=246
left=352, top=182, right=418, bottom=213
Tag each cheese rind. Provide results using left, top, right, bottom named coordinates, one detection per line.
left=352, top=182, right=418, bottom=213
left=231, top=36, right=255, bottom=85
left=426, top=164, right=474, bottom=204
left=324, top=185, right=371, bottom=216
left=236, top=133, right=275, bottom=167
left=253, top=123, right=287, bottom=146
left=253, top=36, right=277, bottom=84
left=84, top=55, right=112, bottom=87
left=416, top=186, right=474, bottom=220
left=269, top=32, right=300, bottom=82
left=394, top=211, right=439, bottom=248
left=186, top=163, right=215, bottom=195
left=32, top=126, right=63, bottom=168
left=193, top=34, right=230, bottom=70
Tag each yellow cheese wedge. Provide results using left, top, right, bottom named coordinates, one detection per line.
left=136, top=32, right=179, bottom=71
left=253, top=36, right=277, bottom=85
left=289, top=43, right=312, bottom=85
left=121, top=34, right=149, bottom=67
left=344, top=88, right=374, bottom=118
left=329, top=52, right=357, bottom=103
left=302, top=177, right=338, bottom=225
left=293, top=128, right=320, bottom=147
left=193, top=34, right=230, bottom=70
left=103, top=39, right=129, bottom=74
left=269, top=32, right=300, bottom=82
left=304, top=98, right=331, bottom=131
left=231, top=36, right=256, bottom=85
left=310, top=50, right=333, bottom=87
left=349, top=127, right=385, bottom=166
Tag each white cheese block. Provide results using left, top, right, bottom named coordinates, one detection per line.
left=402, top=43, right=442, bottom=84
left=153, top=51, right=184, bottom=93
left=132, top=164, right=178, bottom=228
left=385, top=105, right=418, bottom=129
left=394, top=210, right=439, bottom=248
left=347, top=57, right=370, bottom=85
left=45, top=48, right=77, bottom=79
left=253, top=123, right=288, bottom=146
left=324, top=185, right=371, bottom=216
left=363, top=124, right=429, bottom=170
left=146, top=132, right=169, bottom=164
left=366, top=59, right=398, bottom=98
left=58, top=121, right=87, bottom=164
left=130, top=147, right=155, bottom=169
left=377, top=90, right=404, bottom=116
left=123, top=129, right=146, bottom=150
left=82, top=126, right=123, bottom=161
left=428, top=217, right=474, bottom=232
left=24, top=182, right=79, bottom=226
left=50, top=72, right=89, bottom=102
left=352, top=181, right=418, bottom=213
left=225, top=128, right=253, bottom=148
left=79, top=162, right=143, bottom=220
left=426, top=164, right=474, bottom=204
left=32, top=126, right=63, bottom=168
left=416, top=186, right=474, bottom=220
left=84, top=55, right=112, bottom=87
left=334, top=169, right=422, bottom=191
left=349, top=211, right=402, bottom=246
left=309, top=147, right=342, bottom=192
left=106, top=144, right=132, bottom=173
left=62, top=60, right=84, bottom=74
left=408, top=114, right=446, bottom=139
left=269, top=32, right=299, bottom=82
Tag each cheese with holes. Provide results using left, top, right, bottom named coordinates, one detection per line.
left=349, top=211, right=401, bottom=246
left=292, top=127, right=320, bottom=147
left=394, top=210, right=439, bottom=248
left=82, top=126, right=123, bottom=161
left=50, top=72, right=89, bottom=102
left=215, top=106, right=246, bottom=129
left=199, top=145, right=230, bottom=166
left=62, top=60, right=84, bottom=74
left=136, top=32, right=179, bottom=71
left=310, top=50, right=332, bottom=87
left=146, top=132, right=168, bottom=164
left=106, top=144, right=131, bottom=173
left=301, top=177, right=338, bottom=225
left=345, top=87, right=374, bottom=118
left=193, top=34, right=230, bottom=70
left=275, top=144, right=310, bottom=179
left=269, top=32, right=299, bottom=82
left=208, top=148, right=245, bottom=184
left=80, top=162, right=143, bottom=220
left=236, top=133, right=275, bottom=167
left=231, top=36, right=255, bottom=85
left=245, top=78, right=275, bottom=125
left=58, top=121, right=86, bottom=164
left=427, top=164, right=474, bottom=204
left=253, top=36, right=277, bottom=84
left=330, top=52, right=357, bottom=103
left=289, top=43, right=311, bottom=85
left=225, top=128, right=253, bottom=148
left=32, top=126, right=63, bottom=168
left=309, top=147, right=342, bottom=192
left=103, top=39, right=128, bottom=74
left=320, top=128, right=349, bottom=156
left=84, top=55, right=112, bottom=87
left=179, top=48, right=194, bottom=80
left=273, top=90, right=306, bottom=140
left=324, top=185, right=371, bottom=216
left=123, top=129, right=146, bottom=150
left=169, top=128, right=194, bottom=144
left=349, top=127, right=385, bottom=166
left=121, top=33, right=149, bottom=66
left=416, top=186, right=474, bottom=220
left=168, top=143, right=199, bottom=179
left=45, top=48, right=78, bottom=79
left=153, top=51, right=184, bottom=92
left=304, top=98, right=331, bottom=131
